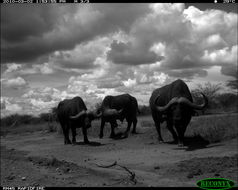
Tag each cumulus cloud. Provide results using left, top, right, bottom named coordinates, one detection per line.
left=0, top=100, right=6, bottom=110
left=96, top=77, right=123, bottom=89
left=49, top=36, right=112, bottom=70
left=20, top=63, right=54, bottom=75
left=6, top=103, right=22, bottom=112
left=107, top=40, right=163, bottom=65
left=122, top=78, right=137, bottom=88
left=106, top=4, right=237, bottom=79
left=23, top=87, right=61, bottom=100
left=19, top=87, right=63, bottom=114
left=1, top=97, right=23, bottom=115
left=1, top=4, right=237, bottom=116
left=1, top=62, right=55, bottom=77
left=2, top=4, right=236, bottom=79
left=1, top=4, right=150, bottom=64
left=1, top=5, right=61, bottom=43
left=1, top=77, right=28, bottom=89
left=5, top=63, right=22, bottom=73
left=202, top=45, right=237, bottom=65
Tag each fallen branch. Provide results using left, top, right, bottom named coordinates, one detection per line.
left=10, top=120, right=18, bottom=128
left=117, top=164, right=136, bottom=184
left=95, top=161, right=137, bottom=184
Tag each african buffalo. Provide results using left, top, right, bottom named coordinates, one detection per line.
left=149, top=79, right=208, bottom=147
left=57, top=97, right=101, bottom=144
left=99, top=94, right=139, bottom=139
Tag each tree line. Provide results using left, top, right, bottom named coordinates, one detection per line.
left=1, top=82, right=237, bottom=127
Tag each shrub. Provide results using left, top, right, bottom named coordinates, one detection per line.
left=187, top=114, right=238, bottom=143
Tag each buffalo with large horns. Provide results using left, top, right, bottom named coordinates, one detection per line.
left=99, top=94, right=139, bottom=139
left=149, top=79, right=208, bottom=147
left=57, top=97, right=101, bottom=144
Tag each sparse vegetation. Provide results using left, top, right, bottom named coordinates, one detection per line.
left=1, top=112, right=237, bottom=144
left=0, top=112, right=60, bottom=136
left=191, top=82, right=238, bottom=114
left=187, top=114, right=238, bottom=143
left=1, top=87, right=237, bottom=145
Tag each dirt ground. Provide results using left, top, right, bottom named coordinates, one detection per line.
left=1, top=120, right=237, bottom=187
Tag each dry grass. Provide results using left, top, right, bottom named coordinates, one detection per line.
left=2, top=114, right=237, bottom=144
left=187, top=114, right=238, bottom=143
left=0, top=121, right=61, bottom=136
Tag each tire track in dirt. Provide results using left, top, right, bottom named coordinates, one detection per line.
left=1, top=127, right=237, bottom=187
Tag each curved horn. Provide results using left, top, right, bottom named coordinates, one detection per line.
left=69, top=110, right=86, bottom=119
left=178, top=93, right=208, bottom=110
left=103, top=108, right=123, bottom=117
left=118, top=109, right=123, bottom=114
left=88, top=110, right=102, bottom=118
left=95, top=111, right=102, bottom=118
left=155, top=97, right=179, bottom=112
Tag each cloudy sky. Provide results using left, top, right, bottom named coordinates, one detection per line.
left=1, top=3, right=237, bottom=117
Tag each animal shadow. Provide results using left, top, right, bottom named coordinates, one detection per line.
left=111, top=132, right=128, bottom=140
left=131, top=131, right=144, bottom=135
left=184, top=135, right=210, bottom=151
left=166, top=140, right=178, bottom=145
left=73, top=141, right=103, bottom=146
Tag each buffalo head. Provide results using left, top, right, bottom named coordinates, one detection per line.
left=70, top=110, right=101, bottom=128
left=154, top=93, right=208, bottom=146
left=155, top=93, right=207, bottom=113
left=102, top=108, right=123, bottom=118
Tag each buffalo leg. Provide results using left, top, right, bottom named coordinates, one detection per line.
left=99, top=119, right=105, bottom=139
left=63, top=126, right=71, bottom=144
left=59, top=120, right=71, bottom=144
left=124, top=120, right=132, bottom=138
left=82, top=126, right=89, bottom=144
left=175, top=125, right=186, bottom=147
left=109, top=120, right=117, bottom=138
left=152, top=112, right=164, bottom=143
left=175, top=118, right=190, bottom=147
left=167, top=121, right=178, bottom=143
left=131, top=118, right=137, bottom=134
left=71, top=127, right=77, bottom=144
left=155, top=123, right=164, bottom=143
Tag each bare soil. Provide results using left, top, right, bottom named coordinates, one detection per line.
left=1, top=121, right=237, bottom=187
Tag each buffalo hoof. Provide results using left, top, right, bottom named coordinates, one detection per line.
left=84, top=140, right=90, bottom=144
left=158, top=140, right=164, bottom=144
left=170, top=139, right=178, bottom=144
left=64, top=140, right=72, bottom=145
left=120, top=132, right=129, bottom=139
left=99, top=134, right=103, bottom=139
left=131, top=131, right=137, bottom=134
left=178, top=143, right=184, bottom=147
left=109, top=134, right=116, bottom=139
left=122, top=134, right=128, bottom=139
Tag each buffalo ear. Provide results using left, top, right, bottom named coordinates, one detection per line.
left=118, top=109, right=123, bottom=114
left=191, top=110, right=198, bottom=116
left=88, top=110, right=102, bottom=119
left=95, top=111, right=102, bottom=118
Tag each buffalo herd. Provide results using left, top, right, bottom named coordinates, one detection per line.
left=57, top=79, right=208, bottom=147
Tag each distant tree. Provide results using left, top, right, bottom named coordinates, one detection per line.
left=226, top=75, right=238, bottom=90
left=51, top=106, right=58, bottom=114
left=18, top=114, right=34, bottom=125
left=138, top=105, right=151, bottom=115
left=192, top=82, right=222, bottom=100
left=39, top=113, right=51, bottom=122
left=191, top=82, right=223, bottom=113
left=216, top=93, right=238, bottom=111
left=50, top=106, right=58, bottom=122
left=1, top=114, right=19, bottom=127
